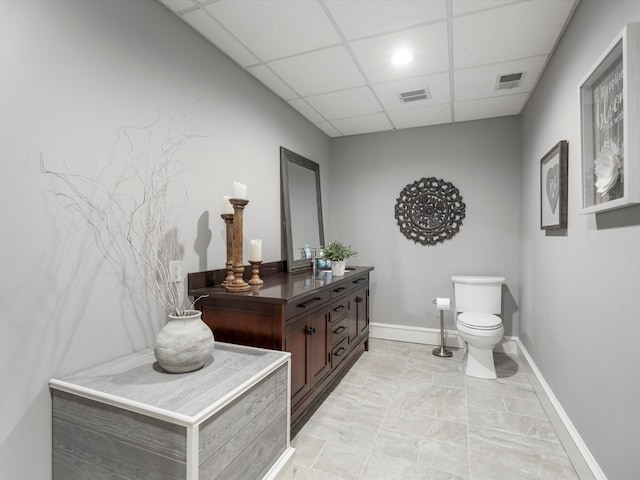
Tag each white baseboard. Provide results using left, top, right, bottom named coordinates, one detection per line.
left=369, top=321, right=519, bottom=354
left=368, top=322, right=606, bottom=480
left=515, top=339, right=608, bottom=480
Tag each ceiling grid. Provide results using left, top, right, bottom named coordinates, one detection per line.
left=159, top=0, right=579, bottom=137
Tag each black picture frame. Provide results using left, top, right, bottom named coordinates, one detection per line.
left=541, top=141, right=569, bottom=230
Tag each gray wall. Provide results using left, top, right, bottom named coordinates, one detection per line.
left=0, top=1, right=329, bottom=478
left=520, top=1, right=640, bottom=478
left=329, top=118, right=521, bottom=335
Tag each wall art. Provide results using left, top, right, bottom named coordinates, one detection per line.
left=541, top=141, right=568, bottom=230
left=579, top=22, right=640, bottom=213
left=394, top=177, right=465, bottom=245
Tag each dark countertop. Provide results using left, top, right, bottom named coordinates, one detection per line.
left=189, top=265, right=374, bottom=305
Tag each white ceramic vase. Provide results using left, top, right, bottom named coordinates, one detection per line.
left=154, top=309, right=214, bottom=373
left=331, top=260, right=346, bottom=276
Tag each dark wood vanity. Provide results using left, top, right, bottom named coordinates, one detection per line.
left=188, top=261, right=372, bottom=430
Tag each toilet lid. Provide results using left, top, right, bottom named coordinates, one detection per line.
left=458, top=312, right=502, bottom=330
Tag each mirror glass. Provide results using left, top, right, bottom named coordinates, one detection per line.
left=280, top=147, right=324, bottom=272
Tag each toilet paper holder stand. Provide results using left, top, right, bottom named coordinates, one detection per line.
left=432, top=298, right=452, bottom=358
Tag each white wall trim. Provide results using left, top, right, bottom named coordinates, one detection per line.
left=369, top=321, right=519, bottom=354
left=515, top=339, right=608, bottom=480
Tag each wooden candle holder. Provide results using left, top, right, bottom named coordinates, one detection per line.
left=220, top=213, right=235, bottom=287
left=226, top=198, right=250, bottom=292
left=249, top=260, right=264, bottom=285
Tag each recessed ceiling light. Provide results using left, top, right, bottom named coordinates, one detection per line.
left=391, top=49, right=414, bottom=66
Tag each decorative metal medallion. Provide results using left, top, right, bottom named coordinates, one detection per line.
left=394, top=177, right=466, bottom=245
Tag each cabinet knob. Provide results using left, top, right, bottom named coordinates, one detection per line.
left=307, top=327, right=317, bottom=335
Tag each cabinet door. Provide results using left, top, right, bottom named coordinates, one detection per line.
left=348, top=285, right=369, bottom=346
left=356, top=286, right=369, bottom=338
left=309, top=308, right=330, bottom=386
left=347, top=294, right=358, bottom=346
left=285, top=316, right=310, bottom=406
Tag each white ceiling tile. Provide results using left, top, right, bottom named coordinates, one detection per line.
left=160, top=0, right=578, bottom=136
left=204, top=0, right=341, bottom=61
left=454, top=56, right=547, bottom=102
left=453, top=0, right=577, bottom=69
left=287, top=99, right=324, bottom=123
left=159, top=0, right=199, bottom=14
left=324, top=0, right=447, bottom=40
left=247, top=65, right=298, bottom=100
left=268, top=47, right=366, bottom=96
left=387, top=104, right=452, bottom=129
left=372, top=72, right=451, bottom=111
left=330, top=112, right=393, bottom=136
left=454, top=93, right=528, bottom=122
left=305, top=87, right=381, bottom=120
left=181, top=9, right=258, bottom=67
left=314, top=121, right=343, bottom=137
left=452, top=0, right=521, bottom=16
left=350, top=22, right=449, bottom=84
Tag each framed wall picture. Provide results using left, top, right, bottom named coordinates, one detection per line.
left=579, top=22, right=640, bottom=214
left=541, top=141, right=568, bottom=230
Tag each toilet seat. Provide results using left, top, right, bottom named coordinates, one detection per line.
left=457, top=312, right=502, bottom=330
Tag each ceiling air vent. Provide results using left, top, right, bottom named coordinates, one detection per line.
left=496, top=72, right=524, bottom=90
left=398, top=87, right=431, bottom=103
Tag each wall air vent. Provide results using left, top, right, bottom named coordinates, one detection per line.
left=495, top=72, right=524, bottom=90
left=398, top=87, right=431, bottom=103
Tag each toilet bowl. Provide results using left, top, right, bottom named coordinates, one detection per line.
left=452, top=275, right=505, bottom=380
left=456, top=312, right=504, bottom=379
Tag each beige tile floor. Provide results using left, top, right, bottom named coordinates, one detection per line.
left=291, top=338, right=590, bottom=480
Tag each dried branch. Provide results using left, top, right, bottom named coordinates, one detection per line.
left=41, top=124, right=198, bottom=316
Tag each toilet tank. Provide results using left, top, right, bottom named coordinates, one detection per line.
left=452, top=275, right=505, bottom=314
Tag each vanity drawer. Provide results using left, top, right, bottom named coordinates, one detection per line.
left=331, top=336, right=349, bottom=369
left=330, top=316, right=349, bottom=347
left=329, top=295, right=349, bottom=323
left=330, top=283, right=349, bottom=299
left=349, top=273, right=369, bottom=291
left=285, top=289, right=330, bottom=319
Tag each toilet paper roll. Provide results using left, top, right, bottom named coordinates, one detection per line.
left=435, top=297, right=451, bottom=311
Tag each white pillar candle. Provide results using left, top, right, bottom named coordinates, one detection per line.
left=223, top=195, right=233, bottom=214
left=233, top=181, right=247, bottom=199
left=250, top=239, right=262, bottom=262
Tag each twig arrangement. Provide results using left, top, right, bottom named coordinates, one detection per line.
left=41, top=122, right=197, bottom=316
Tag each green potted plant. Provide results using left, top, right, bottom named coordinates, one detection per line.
left=323, top=239, right=357, bottom=276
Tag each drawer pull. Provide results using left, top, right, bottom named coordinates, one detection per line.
left=352, top=277, right=366, bottom=285
left=297, top=297, right=322, bottom=309
left=334, top=347, right=347, bottom=357
left=333, top=305, right=345, bottom=313
left=334, top=325, right=347, bottom=335
left=333, top=287, right=347, bottom=294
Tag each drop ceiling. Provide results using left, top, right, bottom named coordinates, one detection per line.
left=158, top=0, right=579, bottom=137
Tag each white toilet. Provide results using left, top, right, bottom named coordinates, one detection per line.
left=452, top=275, right=506, bottom=379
